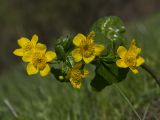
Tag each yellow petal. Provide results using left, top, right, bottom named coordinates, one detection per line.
left=129, top=39, right=140, bottom=55
left=73, top=33, right=86, bottom=46
left=83, top=55, right=95, bottom=64
left=137, top=48, right=141, bottom=54
left=87, top=31, right=95, bottom=40
left=45, top=51, right=56, bottom=62
left=27, top=63, right=38, bottom=75
left=116, top=59, right=128, bottom=68
left=22, top=52, right=32, bottom=62
left=72, top=48, right=82, bottom=62
left=94, top=44, right=105, bottom=56
left=130, top=67, right=139, bottom=74
left=35, top=43, right=46, bottom=52
left=70, top=78, right=81, bottom=89
left=136, top=56, right=144, bottom=66
left=13, top=48, right=23, bottom=56
left=18, top=37, right=30, bottom=47
left=31, top=34, right=38, bottom=46
left=117, top=46, right=127, bottom=58
left=82, top=69, right=89, bottom=78
left=130, top=39, right=136, bottom=46
left=40, top=64, right=50, bottom=77
left=86, top=31, right=95, bottom=44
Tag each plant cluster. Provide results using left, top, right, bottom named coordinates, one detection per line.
left=14, top=16, right=159, bottom=91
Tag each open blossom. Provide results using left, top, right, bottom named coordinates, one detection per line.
left=72, top=31, right=105, bottom=64
left=13, top=34, right=56, bottom=77
left=116, top=39, right=145, bottom=74
left=26, top=50, right=56, bottom=77
left=66, top=63, right=89, bottom=89
left=13, top=34, right=46, bottom=62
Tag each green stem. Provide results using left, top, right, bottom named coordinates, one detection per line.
left=141, top=64, right=160, bottom=87
left=4, top=99, right=18, bottom=118
left=114, top=84, right=142, bottom=120
left=49, top=60, right=61, bottom=64
left=142, top=104, right=150, bottom=120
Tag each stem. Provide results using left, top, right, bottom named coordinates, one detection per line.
left=142, top=104, right=150, bottom=120
left=49, top=60, right=61, bottom=64
left=141, top=64, right=160, bottom=87
left=114, top=84, right=142, bottom=120
left=4, top=99, right=18, bottom=118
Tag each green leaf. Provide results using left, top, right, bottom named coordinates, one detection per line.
left=56, top=35, right=73, bottom=51
left=90, top=62, right=129, bottom=91
left=55, top=35, right=74, bottom=60
left=55, top=45, right=65, bottom=60
left=91, top=16, right=126, bottom=42
left=91, top=16, right=127, bottom=55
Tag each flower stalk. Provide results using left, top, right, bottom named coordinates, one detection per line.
left=141, top=64, right=160, bottom=87
left=114, top=84, right=142, bottom=120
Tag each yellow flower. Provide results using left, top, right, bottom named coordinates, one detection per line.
left=116, top=39, right=145, bottom=74
left=13, top=34, right=46, bottom=62
left=26, top=50, right=56, bottom=77
left=72, top=31, right=105, bottom=64
left=66, top=63, right=89, bottom=89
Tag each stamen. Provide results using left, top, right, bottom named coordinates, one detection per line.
left=32, top=52, right=47, bottom=70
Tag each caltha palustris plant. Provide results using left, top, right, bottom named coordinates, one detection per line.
left=13, top=16, right=160, bottom=119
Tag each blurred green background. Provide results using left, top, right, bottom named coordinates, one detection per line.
left=0, top=0, right=160, bottom=120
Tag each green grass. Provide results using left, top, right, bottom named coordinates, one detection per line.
left=0, top=14, right=160, bottom=120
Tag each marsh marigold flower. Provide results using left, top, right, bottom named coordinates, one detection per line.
left=72, top=31, right=105, bottom=64
left=66, top=63, right=89, bottom=89
left=13, top=34, right=46, bottom=62
left=26, top=50, right=56, bottom=77
left=116, top=39, right=145, bottom=74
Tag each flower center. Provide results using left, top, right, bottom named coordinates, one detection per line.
left=32, top=52, right=47, bottom=70
left=83, top=45, right=89, bottom=50
left=70, top=69, right=82, bottom=82
left=124, top=53, right=137, bottom=67
left=24, top=42, right=33, bottom=52
left=81, top=44, right=95, bottom=58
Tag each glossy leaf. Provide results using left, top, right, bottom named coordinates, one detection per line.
left=55, top=35, right=74, bottom=60
left=91, top=16, right=127, bottom=54
left=90, top=62, right=129, bottom=91
left=91, top=16, right=126, bottom=42
left=55, top=45, right=65, bottom=60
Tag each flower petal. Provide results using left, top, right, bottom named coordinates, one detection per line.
left=116, top=59, right=128, bottom=68
left=86, top=31, right=95, bottom=44
left=83, top=55, right=95, bottom=64
left=130, top=39, right=136, bottom=46
left=70, top=78, right=81, bottom=89
left=22, top=52, right=32, bottom=62
left=137, top=48, right=141, bottom=54
left=73, top=33, right=86, bottom=46
left=129, top=39, right=140, bottom=55
left=31, top=34, right=38, bottom=46
left=45, top=51, right=56, bottom=62
left=87, top=31, right=95, bottom=40
left=136, top=56, right=144, bottom=66
left=130, top=67, right=139, bottom=74
left=82, top=69, right=89, bottom=78
left=18, top=37, right=30, bottom=47
left=13, top=48, right=23, bottom=56
left=117, top=46, right=127, bottom=58
left=72, top=48, right=82, bottom=62
left=36, top=43, right=46, bottom=52
left=94, top=44, right=105, bottom=56
left=40, top=64, right=50, bottom=77
left=27, top=63, right=38, bottom=75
